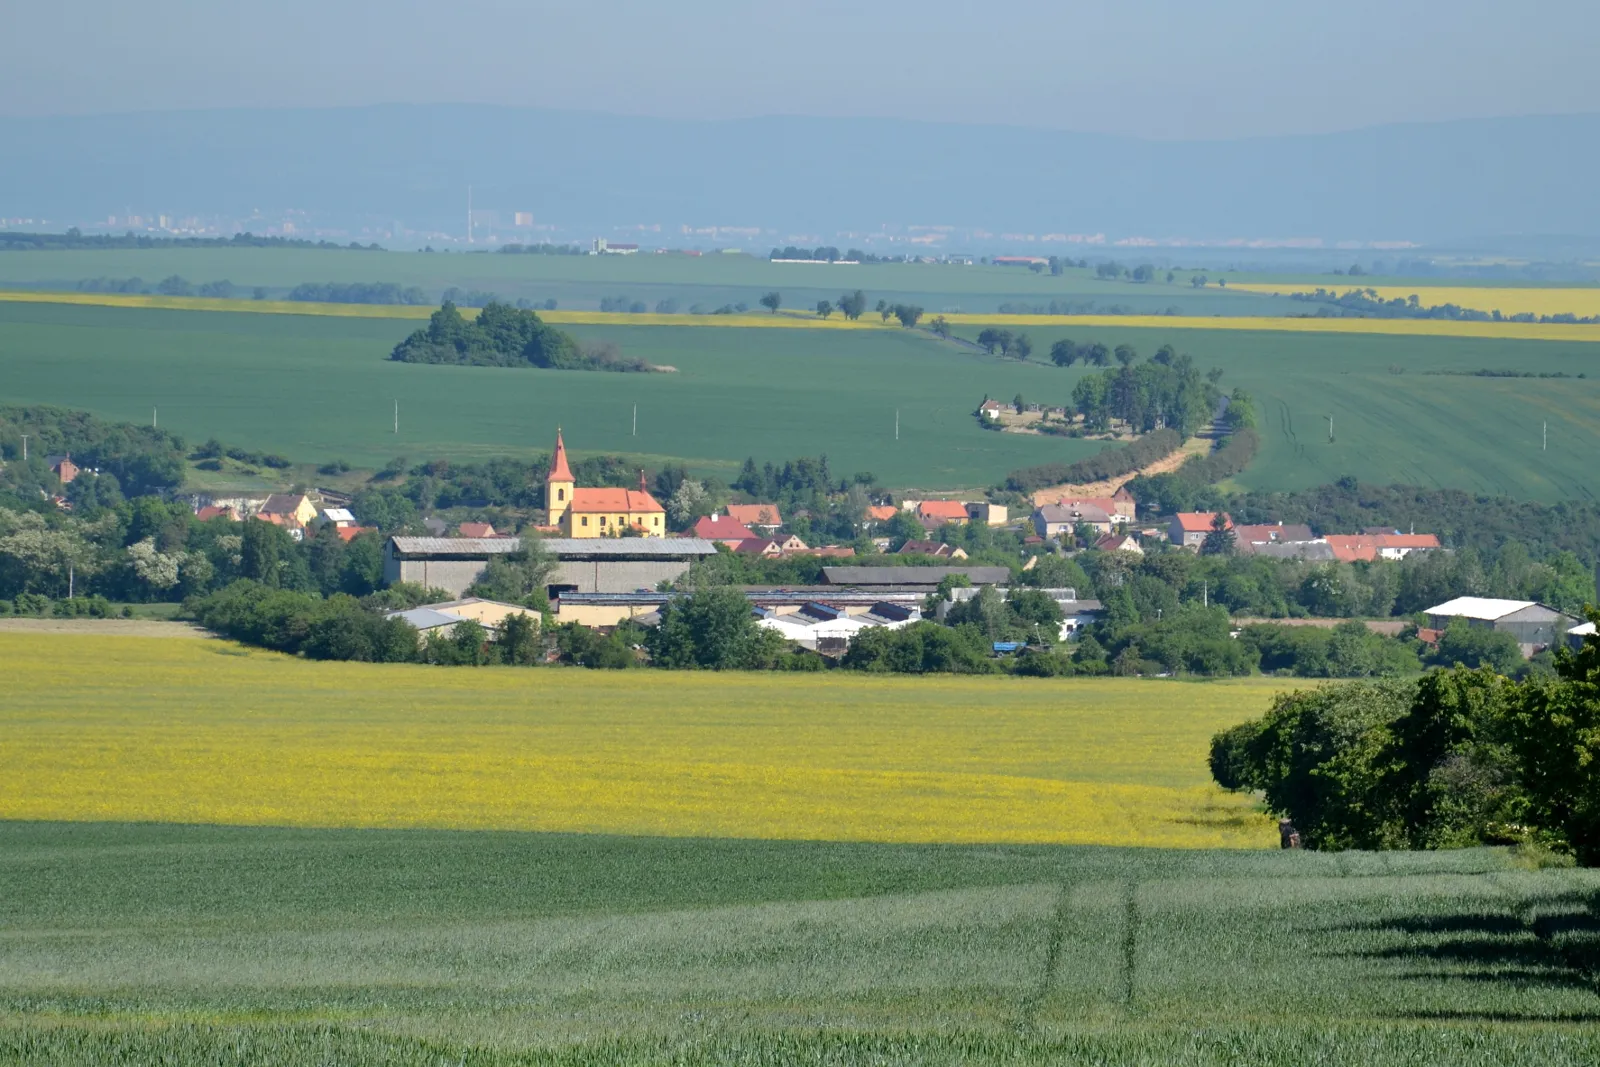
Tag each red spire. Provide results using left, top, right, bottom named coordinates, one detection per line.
left=548, top=428, right=574, bottom=482
left=638, top=469, right=648, bottom=494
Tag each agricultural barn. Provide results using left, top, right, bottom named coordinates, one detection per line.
left=384, top=536, right=719, bottom=598
left=556, top=587, right=929, bottom=629
left=822, top=566, right=1010, bottom=588
left=1424, top=597, right=1578, bottom=653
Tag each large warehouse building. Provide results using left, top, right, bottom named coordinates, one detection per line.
left=384, top=536, right=719, bottom=598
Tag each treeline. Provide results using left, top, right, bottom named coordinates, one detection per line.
left=390, top=302, right=652, bottom=372
left=996, top=301, right=1176, bottom=316
left=0, top=230, right=382, bottom=251
left=770, top=246, right=860, bottom=261
left=1210, top=639, right=1600, bottom=864
left=1126, top=429, right=1260, bottom=514
left=1291, top=287, right=1600, bottom=325
left=496, top=244, right=585, bottom=256
left=0, top=405, right=187, bottom=498
left=1005, top=428, right=1182, bottom=492
left=289, top=282, right=430, bottom=305
left=77, top=275, right=239, bottom=298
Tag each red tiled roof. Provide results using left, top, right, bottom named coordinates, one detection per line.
left=917, top=500, right=970, bottom=521
left=1377, top=534, right=1441, bottom=549
left=195, top=505, right=238, bottom=522
left=726, top=504, right=783, bottom=527
left=693, top=515, right=755, bottom=541
left=867, top=505, right=899, bottom=522
left=547, top=429, right=574, bottom=483
left=734, top=537, right=782, bottom=555
left=457, top=522, right=497, bottom=538
left=570, top=487, right=664, bottom=513
left=1323, top=534, right=1379, bottom=562
left=1174, top=512, right=1230, bottom=532
left=334, top=526, right=376, bottom=542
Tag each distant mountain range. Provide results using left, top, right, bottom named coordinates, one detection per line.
left=2, top=105, right=1597, bottom=247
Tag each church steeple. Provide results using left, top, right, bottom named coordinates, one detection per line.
left=546, top=428, right=575, bottom=528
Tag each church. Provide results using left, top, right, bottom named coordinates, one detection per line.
left=545, top=429, right=667, bottom=538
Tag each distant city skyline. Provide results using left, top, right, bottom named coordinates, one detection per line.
left=4, top=0, right=1597, bottom=141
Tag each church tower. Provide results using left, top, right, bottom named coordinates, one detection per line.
left=546, top=428, right=575, bottom=530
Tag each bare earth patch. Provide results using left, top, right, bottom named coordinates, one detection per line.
left=1030, top=436, right=1212, bottom=506
left=0, top=619, right=210, bottom=638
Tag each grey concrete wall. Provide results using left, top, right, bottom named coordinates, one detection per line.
left=552, top=559, right=691, bottom=594
left=389, top=559, right=490, bottom=598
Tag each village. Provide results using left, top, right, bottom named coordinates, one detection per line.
left=151, top=429, right=1591, bottom=663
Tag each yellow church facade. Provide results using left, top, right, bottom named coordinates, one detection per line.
left=545, top=430, right=667, bottom=538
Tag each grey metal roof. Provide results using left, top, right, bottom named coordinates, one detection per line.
left=1238, top=541, right=1336, bottom=561
left=384, top=607, right=467, bottom=630
left=390, top=536, right=718, bottom=558
left=822, top=566, right=1011, bottom=587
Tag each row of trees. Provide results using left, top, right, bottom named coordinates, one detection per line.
left=1211, top=633, right=1600, bottom=864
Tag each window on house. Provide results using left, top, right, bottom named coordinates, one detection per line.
left=600, top=515, right=608, bottom=525
left=558, top=488, right=565, bottom=501
left=581, top=516, right=588, bottom=526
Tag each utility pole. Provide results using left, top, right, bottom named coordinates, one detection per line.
left=68, top=561, right=74, bottom=600
left=1203, top=579, right=1208, bottom=609
left=19, top=434, right=27, bottom=462
left=1543, top=421, right=1548, bottom=452
left=1324, top=414, right=1333, bottom=442
left=394, top=400, right=398, bottom=434
left=632, top=404, right=637, bottom=436
left=895, top=408, right=899, bottom=441
left=153, top=407, right=158, bottom=429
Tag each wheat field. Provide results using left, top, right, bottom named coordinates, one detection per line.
left=0, top=633, right=1279, bottom=847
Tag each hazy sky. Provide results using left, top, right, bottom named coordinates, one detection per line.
left=6, top=0, right=1597, bottom=139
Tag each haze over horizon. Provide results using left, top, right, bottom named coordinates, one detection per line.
left=6, top=0, right=1598, bottom=141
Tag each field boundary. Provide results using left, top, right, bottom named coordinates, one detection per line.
left=5, top=289, right=1600, bottom=341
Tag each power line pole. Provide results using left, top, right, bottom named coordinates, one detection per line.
left=153, top=407, right=158, bottom=428
left=1543, top=421, right=1548, bottom=452
left=1324, top=414, right=1333, bottom=442
left=19, top=435, right=27, bottom=462
left=895, top=408, right=899, bottom=441
left=632, top=404, right=637, bottom=436
left=394, top=399, right=398, bottom=434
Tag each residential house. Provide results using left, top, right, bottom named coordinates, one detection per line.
left=195, top=504, right=240, bottom=522
left=898, top=540, right=968, bottom=559
left=916, top=500, right=971, bottom=528
left=734, top=538, right=785, bottom=558
left=44, top=455, right=80, bottom=484
left=333, top=526, right=377, bottom=542
left=1424, top=596, right=1578, bottom=654
left=1052, top=496, right=1130, bottom=527
left=965, top=502, right=1008, bottom=526
left=1093, top=532, right=1143, bottom=555
left=865, top=505, right=899, bottom=525
left=1033, top=503, right=1114, bottom=539
left=1169, top=512, right=1229, bottom=549
left=692, top=514, right=757, bottom=547
left=1325, top=532, right=1443, bottom=563
left=545, top=430, right=667, bottom=538
left=1232, top=522, right=1315, bottom=548
left=724, top=504, right=783, bottom=533
left=978, top=398, right=1005, bottom=420
left=320, top=507, right=358, bottom=528
left=257, top=493, right=319, bottom=530
left=457, top=521, right=499, bottom=538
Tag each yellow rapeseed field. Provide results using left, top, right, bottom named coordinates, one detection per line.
left=4, top=289, right=1599, bottom=341
left=0, top=633, right=1285, bottom=847
left=1232, top=282, right=1600, bottom=320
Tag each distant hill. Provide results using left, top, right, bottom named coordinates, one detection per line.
left=3, top=106, right=1598, bottom=244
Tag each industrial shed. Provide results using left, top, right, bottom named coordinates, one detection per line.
left=385, top=536, right=719, bottom=598
left=1424, top=596, right=1578, bottom=653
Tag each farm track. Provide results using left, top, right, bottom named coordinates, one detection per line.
left=1029, top=436, right=1210, bottom=506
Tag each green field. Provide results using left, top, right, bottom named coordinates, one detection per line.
left=0, top=301, right=1103, bottom=488
left=951, top=322, right=1600, bottom=500
left=0, top=246, right=1290, bottom=316
left=7, top=299, right=1600, bottom=496
left=2, top=822, right=1597, bottom=1065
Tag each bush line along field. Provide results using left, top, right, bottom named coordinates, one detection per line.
left=1233, top=281, right=1600, bottom=318
left=5, top=298, right=1600, bottom=498
left=6, top=288, right=1600, bottom=341
left=0, top=633, right=1274, bottom=846
left=2, top=821, right=1598, bottom=1065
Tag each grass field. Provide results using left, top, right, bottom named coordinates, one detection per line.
left=949, top=321, right=1600, bottom=501
left=0, top=633, right=1275, bottom=847
left=5, top=296, right=1600, bottom=497
left=1, top=823, right=1596, bottom=1064
left=0, top=300, right=1098, bottom=488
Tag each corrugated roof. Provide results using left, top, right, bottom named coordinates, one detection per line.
left=823, top=566, right=1010, bottom=586
left=384, top=607, right=467, bottom=630
left=390, top=536, right=718, bottom=557
left=1425, top=596, right=1536, bottom=621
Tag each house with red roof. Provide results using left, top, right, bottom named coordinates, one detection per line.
left=195, top=504, right=240, bottom=522
left=457, top=521, right=499, bottom=538
left=724, top=504, right=783, bottom=532
left=1169, top=512, right=1230, bottom=549
left=693, top=513, right=756, bottom=547
left=916, top=500, right=971, bottom=528
left=1325, top=532, right=1442, bottom=562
